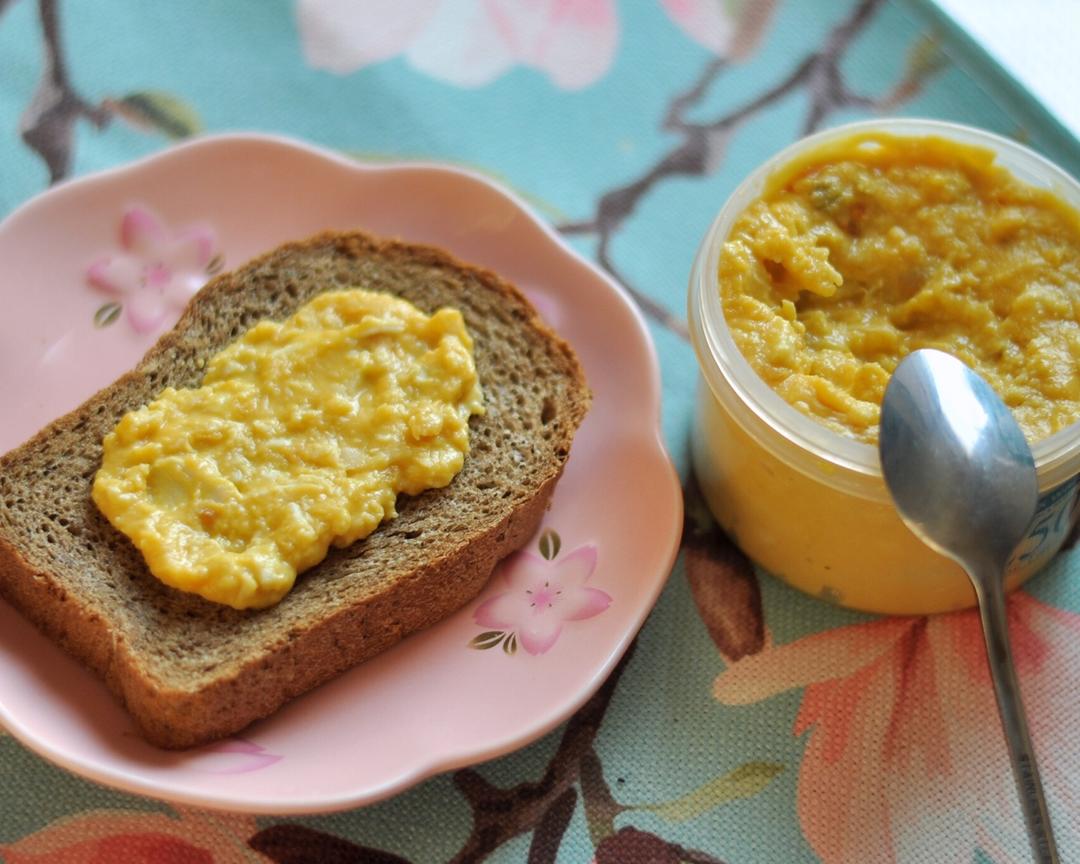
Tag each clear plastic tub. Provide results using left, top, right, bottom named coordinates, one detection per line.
left=688, top=118, right=1080, bottom=615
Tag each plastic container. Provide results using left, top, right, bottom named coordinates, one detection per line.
left=688, top=118, right=1080, bottom=615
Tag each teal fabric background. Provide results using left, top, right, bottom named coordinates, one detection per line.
left=1, top=1, right=1078, bottom=861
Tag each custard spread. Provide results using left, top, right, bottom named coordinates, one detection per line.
left=93, top=289, right=484, bottom=610
left=720, top=133, right=1080, bottom=443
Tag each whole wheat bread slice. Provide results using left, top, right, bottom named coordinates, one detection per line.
left=0, top=231, right=589, bottom=748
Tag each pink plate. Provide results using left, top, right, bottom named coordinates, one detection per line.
left=0, top=134, right=682, bottom=813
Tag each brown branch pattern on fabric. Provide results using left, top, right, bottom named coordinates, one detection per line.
left=249, top=824, right=412, bottom=864
left=446, top=641, right=635, bottom=863
left=683, top=474, right=765, bottom=662
left=558, top=0, right=944, bottom=339
left=17, top=0, right=203, bottom=184
left=579, top=746, right=624, bottom=847
left=526, top=786, right=577, bottom=864
left=595, top=827, right=730, bottom=864
left=19, top=0, right=113, bottom=183
left=440, top=639, right=741, bottom=864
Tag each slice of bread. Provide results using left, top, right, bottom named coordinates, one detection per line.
left=0, top=231, right=589, bottom=748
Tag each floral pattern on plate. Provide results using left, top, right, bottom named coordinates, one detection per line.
left=87, top=204, right=222, bottom=333
left=469, top=529, right=610, bottom=655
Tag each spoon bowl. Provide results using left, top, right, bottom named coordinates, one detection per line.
left=880, top=348, right=1058, bottom=864
left=880, top=348, right=1038, bottom=573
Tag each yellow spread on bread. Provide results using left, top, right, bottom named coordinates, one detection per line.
left=92, top=289, right=484, bottom=609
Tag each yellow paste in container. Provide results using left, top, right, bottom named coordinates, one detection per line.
left=93, top=289, right=484, bottom=610
left=720, top=133, right=1080, bottom=443
left=692, top=128, right=1080, bottom=614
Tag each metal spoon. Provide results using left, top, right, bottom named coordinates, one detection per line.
left=879, top=348, right=1059, bottom=864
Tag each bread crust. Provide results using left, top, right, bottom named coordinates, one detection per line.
left=0, top=231, right=589, bottom=748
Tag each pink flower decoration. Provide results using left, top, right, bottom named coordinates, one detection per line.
left=87, top=205, right=218, bottom=334
left=187, top=737, right=284, bottom=775
left=475, top=545, right=610, bottom=654
left=296, top=0, right=618, bottom=91
left=714, top=593, right=1080, bottom=862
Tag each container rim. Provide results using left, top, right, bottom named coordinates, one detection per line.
left=689, top=117, right=1080, bottom=494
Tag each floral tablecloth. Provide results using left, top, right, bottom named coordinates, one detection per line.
left=2, top=1, right=1078, bottom=862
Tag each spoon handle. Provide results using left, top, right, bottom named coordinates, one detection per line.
left=975, top=577, right=1059, bottom=864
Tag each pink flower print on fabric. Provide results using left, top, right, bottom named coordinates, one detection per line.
left=475, top=545, right=610, bottom=654
left=0, top=806, right=258, bottom=864
left=713, top=593, right=1080, bottom=863
left=661, top=0, right=775, bottom=61
left=296, top=0, right=618, bottom=91
left=87, top=205, right=218, bottom=334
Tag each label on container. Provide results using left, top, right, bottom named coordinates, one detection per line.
left=1008, top=475, right=1080, bottom=575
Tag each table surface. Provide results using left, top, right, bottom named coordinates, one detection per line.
left=1, top=1, right=1079, bottom=862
